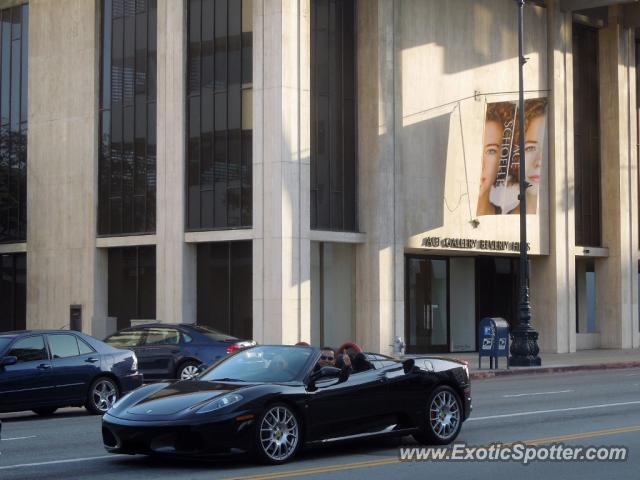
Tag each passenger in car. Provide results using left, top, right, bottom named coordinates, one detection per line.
left=351, top=352, right=374, bottom=373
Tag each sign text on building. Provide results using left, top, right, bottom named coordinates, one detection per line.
left=421, top=236, right=529, bottom=252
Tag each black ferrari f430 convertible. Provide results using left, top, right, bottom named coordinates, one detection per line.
left=102, top=345, right=471, bottom=464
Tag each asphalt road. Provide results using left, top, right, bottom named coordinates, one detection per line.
left=1, top=368, right=639, bottom=480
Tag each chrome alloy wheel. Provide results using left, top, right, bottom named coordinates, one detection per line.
left=259, top=406, right=300, bottom=462
left=92, top=379, right=118, bottom=413
left=180, top=364, right=200, bottom=380
left=429, top=389, right=461, bottom=440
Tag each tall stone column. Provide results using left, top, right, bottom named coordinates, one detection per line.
left=597, top=7, right=639, bottom=348
left=355, top=0, right=399, bottom=354
left=252, top=0, right=311, bottom=344
left=530, top=1, right=576, bottom=353
left=27, top=0, right=107, bottom=334
left=155, top=0, right=196, bottom=324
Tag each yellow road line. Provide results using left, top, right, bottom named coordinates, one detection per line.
left=524, top=425, right=640, bottom=445
left=224, top=425, right=640, bottom=480
left=224, top=457, right=399, bottom=480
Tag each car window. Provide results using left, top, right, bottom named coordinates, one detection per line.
left=77, top=337, right=95, bottom=355
left=7, top=335, right=47, bottom=362
left=105, top=330, right=144, bottom=348
left=201, top=346, right=314, bottom=383
left=0, top=337, right=13, bottom=353
left=144, top=328, right=180, bottom=345
left=48, top=334, right=81, bottom=359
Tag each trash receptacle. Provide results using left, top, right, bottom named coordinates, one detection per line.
left=478, top=317, right=510, bottom=369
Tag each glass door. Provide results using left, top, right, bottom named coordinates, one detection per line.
left=405, top=256, right=449, bottom=353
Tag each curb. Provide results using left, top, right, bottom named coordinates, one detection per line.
left=470, top=361, right=640, bottom=380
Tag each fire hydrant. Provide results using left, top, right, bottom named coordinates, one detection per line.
left=391, top=336, right=406, bottom=356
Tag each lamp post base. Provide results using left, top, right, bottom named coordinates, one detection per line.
left=509, top=324, right=542, bottom=367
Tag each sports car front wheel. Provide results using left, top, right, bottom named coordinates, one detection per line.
left=255, top=403, right=301, bottom=464
left=413, top=385, right=462, bottom=445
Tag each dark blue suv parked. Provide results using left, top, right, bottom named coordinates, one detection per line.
left=104, top=324, right=255, bottom=380
left=0, top=330, right=142, bottom=415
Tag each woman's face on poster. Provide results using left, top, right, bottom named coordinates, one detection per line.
left=481, top=120, right=502, bottom=193
left=524, top=114, right=545, bottom=195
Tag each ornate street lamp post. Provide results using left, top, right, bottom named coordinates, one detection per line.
left=509, top=0, right=541, bottom=367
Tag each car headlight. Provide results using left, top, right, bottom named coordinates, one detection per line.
left=196, top=393, right=243, bottom=414
left=131, top=354, right=138, bottom=372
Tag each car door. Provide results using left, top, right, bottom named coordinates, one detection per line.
left=305, top=366, right=392, bottom=441
left=46, top=333, right=101, bottom=402
left=139, top=327, right=182, bottom=379
left=374, top=357, right=439, bottom=423
left=0, top=334, right=54, bottom=411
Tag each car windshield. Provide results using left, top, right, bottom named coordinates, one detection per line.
left=0, top=337, right=14, bottom=354
left=189, top=325, right=238, bottom=342
left=200, top=346, right=314, bottom=383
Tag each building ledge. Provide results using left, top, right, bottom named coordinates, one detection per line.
left=309, top=230, right=367, bottom=244
left=185, top=229, right=254, bottom=243
left=0, top=242, right=27, bottom=254
left=96, top=235, right=157, bottom=248
left=574, top=245, right=609, bottom=258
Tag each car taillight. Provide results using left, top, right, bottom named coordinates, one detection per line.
left=226, top=343, right=243, bottom=354
left=226, top=340, right=257, bottom=354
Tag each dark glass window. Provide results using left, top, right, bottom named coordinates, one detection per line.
left=99, top=0, right=157, bottom=236
left=475, top=256, right=520, bottom=334
left=107, top=246, right=156, bottom=330
left=573, top=22, right=601, bottom=246
left=0, top=4, right=28, bottom=243
left=8, top=335, right=46, bottom=362
left=0, top=252, right=26, bottom=332
left=311, top=0, right=357, bottom=231
left=143, top=327, right=180, bottom=345
left=405, top=256, right=450, bottom=354
left=48, top=334, right=81, bottom=359
left=197, top=241, right=252, bottom=339
left=187, top=0, right=252, bottom=230
left=105, top=329, right=144, bottom=347
left=576, top=259, right=596, bottom=334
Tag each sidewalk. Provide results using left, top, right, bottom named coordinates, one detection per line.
left=428, top=349, right=640, bottom=380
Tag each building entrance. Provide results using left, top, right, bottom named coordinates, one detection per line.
left=405, top=254, right=520, bottom=353
left=475, top=256, right=520, bottom=349
left=405, top=256, right=449, bottom=354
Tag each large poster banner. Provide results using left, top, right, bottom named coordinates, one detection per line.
left=476, top=98, right=548, bottom=216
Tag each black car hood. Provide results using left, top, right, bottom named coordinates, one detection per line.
left=126, top=380, right=252, bottom=416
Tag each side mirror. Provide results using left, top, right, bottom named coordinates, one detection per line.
left=0, top=356, right=17, bottom=369
left=196, top=364, right=208, bottom=374
left=402, top=358, right=416, bottom=374
left=306, top=366, right=342, bottom=390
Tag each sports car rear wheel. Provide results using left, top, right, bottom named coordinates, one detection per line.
left=413, top=385, right=462, bottom=445
left=255, top=403, right=301, bottom=464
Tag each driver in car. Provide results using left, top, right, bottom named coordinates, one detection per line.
left=315, top=347, right=351, bottom=371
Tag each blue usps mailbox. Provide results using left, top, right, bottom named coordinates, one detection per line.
left=478, top=317, right=510, bottom=369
